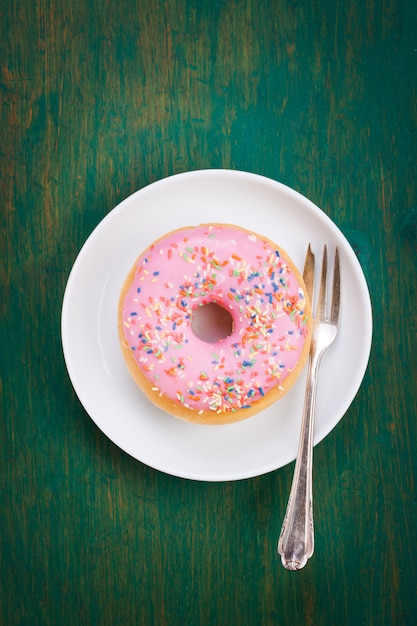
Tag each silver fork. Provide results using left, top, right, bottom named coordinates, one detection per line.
left=277, top=244, right=341, bottom=570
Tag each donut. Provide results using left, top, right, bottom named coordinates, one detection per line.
left=118, top=224, right=311, bottom=425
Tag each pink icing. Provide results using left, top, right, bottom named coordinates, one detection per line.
left=120, top=224, right=309, bottom=415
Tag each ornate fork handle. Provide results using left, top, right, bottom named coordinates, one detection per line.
left=277, top=342, right=324, bottom=570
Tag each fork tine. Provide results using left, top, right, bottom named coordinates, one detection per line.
left=317, top=245, right=328, bottom=320
left=330, top=247, right=341, bottom=324
left=302, top=244, right=315, bottom=306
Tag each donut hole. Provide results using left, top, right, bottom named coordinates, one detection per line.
left=191, top=302, right=234, bottom=344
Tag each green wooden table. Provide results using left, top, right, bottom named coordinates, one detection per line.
left=2, top=0, right=417, bottom=624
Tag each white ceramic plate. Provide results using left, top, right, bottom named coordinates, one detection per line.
left=61, top=170, right=372, bottom=481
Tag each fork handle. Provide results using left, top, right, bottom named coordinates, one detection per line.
left=277, top=350, right=322, bottom=570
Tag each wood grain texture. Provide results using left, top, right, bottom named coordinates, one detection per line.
left=1, top=0, right=417, bottom=624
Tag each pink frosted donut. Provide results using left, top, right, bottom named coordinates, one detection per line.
left=118, top=224, right=311, bottom=425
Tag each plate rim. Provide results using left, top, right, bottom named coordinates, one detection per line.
left=61, top=168, right=373, bottom=481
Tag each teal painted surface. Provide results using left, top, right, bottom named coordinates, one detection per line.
left=1, top=0, right=417, bottom=624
